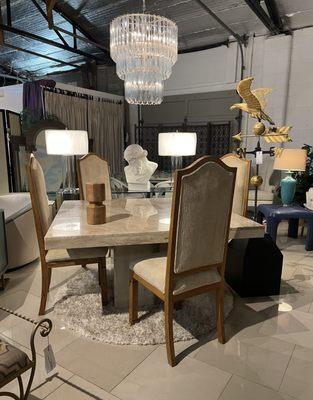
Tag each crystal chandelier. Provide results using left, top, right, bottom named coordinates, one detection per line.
left=110, top=0, right=178, bottom=105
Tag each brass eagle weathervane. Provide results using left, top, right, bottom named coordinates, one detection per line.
left=231, top=77, right=294, bottom=145
left=230, top=77, right=274, bottom=125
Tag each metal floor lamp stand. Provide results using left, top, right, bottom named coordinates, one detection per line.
left=240, top=140, right=275, bottom=220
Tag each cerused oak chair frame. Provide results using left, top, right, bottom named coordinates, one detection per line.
left=129, top=156, right=236, bottom=366
left=27, top=155, right=108, bottom=315
left=221, top=153, right=251, bottom=217
left=77, top=153, right=112, bottom=201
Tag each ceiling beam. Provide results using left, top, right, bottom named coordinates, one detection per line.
left=46, top=0, right=56, bottom=29
left=52, top=25, right=109, bottom=52
left=179, top=40, right=229, bottom=54
left=264, top=0, right=284, bottom=32
left=244, top=0, right=281, bottom=34
left=5, top=0, right=11, bottom=27
left=4, top=43, right=79, bottom=68
left=194, top=0, right=244, bottom=44
left=0, top=23, right=106, bottom=62
left=193, top=0, right=246, bottom=80
left=30, top=0, right=69, bottom=46
left=41, top=0, right=111, bottom=59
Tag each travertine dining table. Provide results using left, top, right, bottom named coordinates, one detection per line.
left=45, top=198, right=264, bottom=308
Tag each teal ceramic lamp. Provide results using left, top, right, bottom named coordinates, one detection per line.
left=273, top=149, right=307, bottom=206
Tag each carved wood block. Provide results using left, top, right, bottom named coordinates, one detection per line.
left=86, top=183, right=106, bottom=225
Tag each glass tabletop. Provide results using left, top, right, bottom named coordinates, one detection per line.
left=111, top=183, right=173, bottom=197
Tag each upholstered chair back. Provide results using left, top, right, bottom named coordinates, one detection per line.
left=169, top=157, right=236, bottom=275
left=77, top=153, right=112, bottom=200
left=221, top=154, right=251, bottom=216
left=27, top=155, right=52, bottom=252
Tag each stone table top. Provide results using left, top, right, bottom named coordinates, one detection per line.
left=45, top=198, right=264, bottom=250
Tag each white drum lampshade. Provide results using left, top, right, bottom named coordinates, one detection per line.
left=158, top=132, right=197, bottom=157
left=45, top=130, right=88, bottom=155
left=273, top=149, right=307, bottom=172
left=159, top=132, right=197, bottom=176
left=45, top=129, right=88, bottom=193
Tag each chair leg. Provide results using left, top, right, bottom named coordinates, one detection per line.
left=129, top=274, right=138, bottom=325
left=165, top=299, right=176, bottom=367
left=98, top=258, right=108, bottom=306
left=39, top=265, right=51, bottom=316
left=216, top=286, right=226, bottom=344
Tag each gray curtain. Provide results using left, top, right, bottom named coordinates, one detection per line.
left=44, top=91, right=124, bottom=174
left=44, top=91, right=88, bottom=130
left=88, top=100, right=124, bottom=174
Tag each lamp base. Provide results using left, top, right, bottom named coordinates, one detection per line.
left=64, top=155, right=77, bottom=193
left=281, top=171, right=296, bottom=206
left=170, top=156, right=182, bottom=181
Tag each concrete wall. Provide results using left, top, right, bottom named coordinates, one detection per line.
left=142, top=90, right=239, bottom=125
left=152, top=27, right=313, bottom=151
left=242, top=34, right=293, bottom=150
left=242, top=27, right=313, bottom=150
left=164, top=42, right=239, bottom=96
left=286, top=28, right=313, bottom=149
left=0, top=84, right=23, bottom=113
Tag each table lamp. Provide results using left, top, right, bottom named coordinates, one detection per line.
left=158, top=132, right=197, bottom=175
left=45, top=129, right=88, bottom=193
left=273, top=148, right=307, bottom=206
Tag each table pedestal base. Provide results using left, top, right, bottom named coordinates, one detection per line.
left=225, top=234, right=283, bottom=297
left=113, top=244, right=166, bottom=309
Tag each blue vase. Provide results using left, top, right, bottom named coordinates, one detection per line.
left=281, top=171, right=296, bottom=206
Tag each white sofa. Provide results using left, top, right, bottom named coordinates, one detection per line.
left=0, top=193, right=39, bottom=269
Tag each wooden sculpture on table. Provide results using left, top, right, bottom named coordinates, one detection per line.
left=86, top=183, right=106, bottom=225
left=230, top=77, right=295, bottom=218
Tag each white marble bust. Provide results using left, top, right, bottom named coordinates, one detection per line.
left=124, top=144, right=158, bottom=191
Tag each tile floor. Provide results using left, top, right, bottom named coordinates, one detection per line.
left=1, top=226, right=313, bottom=399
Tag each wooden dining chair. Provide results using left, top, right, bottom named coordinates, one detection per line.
left=27, top=154, right=108, bottom=315
left=129, top=156, right=236, bottom=366
left=77, top=153, right=112, bottom=200
left=221, top=153, right=251, bottom=217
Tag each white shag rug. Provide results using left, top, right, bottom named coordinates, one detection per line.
left=53, top=267, right=233, bottom=345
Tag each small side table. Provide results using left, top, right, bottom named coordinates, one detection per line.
left=257, top=204, right=313, bottom=251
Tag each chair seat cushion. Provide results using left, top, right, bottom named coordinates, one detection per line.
left=46, top=247, right=106, bottom=263
left=0, top=340, right=31, bottom=383
left=131, top=257, right=221, bottom=295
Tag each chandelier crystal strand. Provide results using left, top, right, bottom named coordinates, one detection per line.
left=110, top=8, right=178, bottom=105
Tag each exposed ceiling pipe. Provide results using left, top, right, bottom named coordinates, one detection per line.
left=244, top=0, right=281, bottom=34
left=194, top=0, right=246, bottom=132
left=0, top=73, right=27, bottom=82
left=194, top=0, right=245, bottom=73
left=264, top=0, right=284, bottom=32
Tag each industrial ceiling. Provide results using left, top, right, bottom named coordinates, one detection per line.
left=0, top=0, right=312, bottom=78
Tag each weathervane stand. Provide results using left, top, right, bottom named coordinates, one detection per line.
left=239, top=140, right=275, bottom=220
